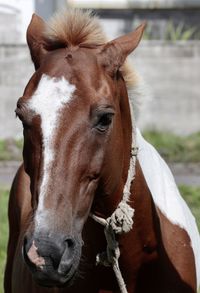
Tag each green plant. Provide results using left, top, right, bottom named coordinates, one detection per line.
left=180, top=185, right=200, bottom=228
left=165, top=21, right=197, bottom=41
left=140, top=20, right=199, bottom=41
left=143, top=25, right=153, bottom=40
left=143, top=130, right=200, bottom=162
left=0, top=139, right=22, bottom=161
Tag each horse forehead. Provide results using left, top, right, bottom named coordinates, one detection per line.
left=28, top=74, right=76, bottom=115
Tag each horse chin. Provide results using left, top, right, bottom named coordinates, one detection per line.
left=29, top=258, right=80, bottom=288
left=33, top=268, right=77, bottom=288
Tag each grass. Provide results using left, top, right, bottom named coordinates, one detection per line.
left=0, top=189, right=9, bottom=293
left=165, top=21, right=197, bottom=41
left=143, top=130, right=200, bottom=163
left=0, top=132, right=200, bottom=163
left=0, top=139, right=23, bottom=161
left=1, top=132, right=200, bottom=163
left=0, top=186, right=200, bottom=291
left=143, top=20, right=199, bottom=41
left=179, top=185, right=200, bottom=229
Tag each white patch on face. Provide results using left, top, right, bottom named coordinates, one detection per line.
left=27, top=74, right=76, bottom=227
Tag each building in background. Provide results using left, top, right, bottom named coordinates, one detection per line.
left=0, top=0, right=66, bottom=43
left=0, top=0, right=34, bottom=43
left=68, top=0, right=200, bottom=40
left=1, top=0, right=200, bottom=43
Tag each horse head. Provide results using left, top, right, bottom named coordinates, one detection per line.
left=16, top=10, right=145, bottom=287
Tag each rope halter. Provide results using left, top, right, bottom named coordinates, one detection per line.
left=90, top=145, right=138, bottom=293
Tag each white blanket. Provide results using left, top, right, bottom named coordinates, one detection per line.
left=136, top=128, right=200, bottom=288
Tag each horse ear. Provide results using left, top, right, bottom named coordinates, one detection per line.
left=26, top=14, right=48, bottom=70
left=100, top=22, right=146, bottom=76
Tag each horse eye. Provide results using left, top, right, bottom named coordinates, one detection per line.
left=95, top=113, right=114, bottom=132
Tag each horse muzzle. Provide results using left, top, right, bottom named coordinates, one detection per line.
left=23, top=232, right=81, bottom=287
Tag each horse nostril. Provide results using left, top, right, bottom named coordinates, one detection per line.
left=62, top=238, right=75, bottom=262
left=22, top=235, right=28, bottom=260
left=58, top=238, right=76, bottom=275
left=24, top=235, right=28, bottom=245
left=65, top=238, right=75, bottom=250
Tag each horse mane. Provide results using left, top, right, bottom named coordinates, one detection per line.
left=45, top=8, right=145, bottom=119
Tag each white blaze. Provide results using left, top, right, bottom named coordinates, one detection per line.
left=27, top=74, right=75, bottom=226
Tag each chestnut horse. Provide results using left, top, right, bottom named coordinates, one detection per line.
left=4, top=9, right=200, bottom=293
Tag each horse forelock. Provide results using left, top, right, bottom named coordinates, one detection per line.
left=45, top=9, right=106, bottom=48
left=44, top=8, right=143, bottom=119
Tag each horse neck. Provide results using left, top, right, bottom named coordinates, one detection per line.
left=119, top=79, right=133, bottom=185
left=93, top=77, right=133, bottom=217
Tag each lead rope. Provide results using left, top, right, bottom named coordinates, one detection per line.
left=90, top=103, right=137, bottom=293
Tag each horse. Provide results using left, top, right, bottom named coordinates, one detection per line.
left=4, top=9, right=200, bottom=293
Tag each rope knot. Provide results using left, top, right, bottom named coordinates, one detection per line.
left=109, top=201, right=135, bottom=234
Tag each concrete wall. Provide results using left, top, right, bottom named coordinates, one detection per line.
left=0, top=11, right=21, bottom=44
left=134, top=41, right=200, bottom=135
left=68, top=0, right=200, bottom=9
left=0, top=1, right=34, bottom=43
left=0, top=41, right=199, bottom=138
left=0, top=45, right=34, bottom=138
